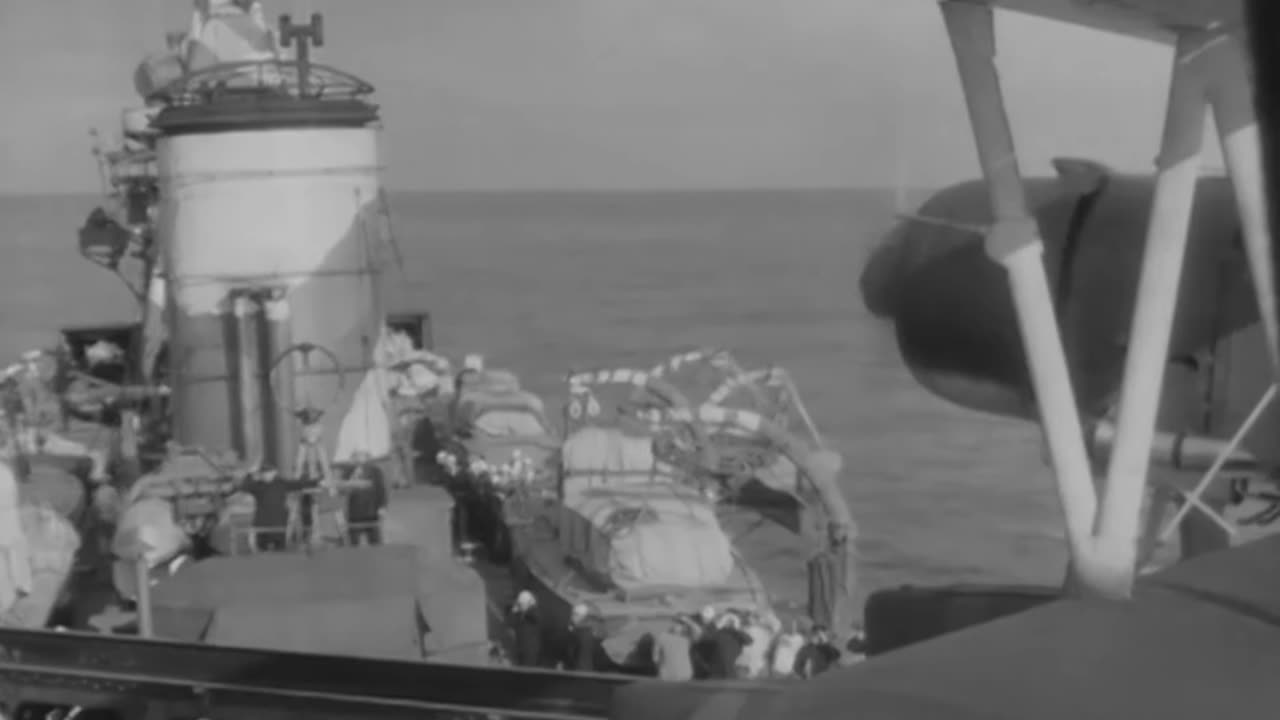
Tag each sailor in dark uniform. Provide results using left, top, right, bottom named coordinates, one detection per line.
left=506, top=590, right=547, bottom=667
left=562, top=603, right=614, bottom=673
left=241, top=464, right=315, bottom=551
left=794, top=624, right=842, bottom=678
left=345, top=450, right=387, bottom=546
left=698, top=612, right=752, bottom=679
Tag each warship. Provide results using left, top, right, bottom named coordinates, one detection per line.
left=0, top=3, right=857, bottom=718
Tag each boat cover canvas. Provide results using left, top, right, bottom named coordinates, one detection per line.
left=0, top=505, right=78, bottom=628
left=414, top=553, right=489, bottom=666
left=560, top=485, right=736, bottom=590
left=560, top=425, right=670, bottom=493
left=332, top=361, right=396, bottom=462
left=205, top=593, right=421, bottom=660
left=610, top=533, right=1280, bottom=720
left=113, top=496, right=190, bottom=568
left=472, top=407, right=549, bottom=438
left=456, top=389, right=546, bottom=428
left=459, top=369, right=521, bottom=394
left=150, top=545, right=423, bottom=658
left=185, top=1, right=277, bottom=72
left=332, top=327, right=413, bottom=463
left=19, top=463, right=85, bottom=521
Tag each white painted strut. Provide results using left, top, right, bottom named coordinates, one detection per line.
left=1142, top=32, right=1280, bottom=549
left=939, top=5, right=1264, bottom=598
left=1210, top=35, right=1280, bottom=376
left=1091, top=31, right=1213, bottom=596
left=940, top=1, right=1098, bottom=569
left=1159, top=383, right=1276, bottom=543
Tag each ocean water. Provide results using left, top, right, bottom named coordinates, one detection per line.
left=0, top=190, right=1061, bottom=608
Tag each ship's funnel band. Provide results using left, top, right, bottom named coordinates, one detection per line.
left=165, top=164, right=381, bottom=189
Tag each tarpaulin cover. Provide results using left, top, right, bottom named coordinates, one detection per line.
left=151, top=545, right=423, bottom=658
left=415, top=554, right=488, bottom=665
left=0, top=505, right=79, bottom=628
left=560, top=426, right=668, bottom=494
left=206, top=593, right=421, bottom=660
left=610, top=533, right=1280, bottom=720
left=20, top=462, right=86, bottom=520
left=113, top=497, right=189, bottom=568
left=185, top=1, right=277, bottom=72
left=457, top=392, right=547, bottom=430
left=153, top=545, right=417, bottom=607
left=383, top=484, right=455, bottom=563
left=458, top=369, right=522, bottom=395
left=561, top=485, right=735, bottom=590
left=134, top=52, right=186, bottom=99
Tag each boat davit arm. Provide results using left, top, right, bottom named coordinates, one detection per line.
left=940, top=1, right=1275, bottom=599
left=0, top=628, right=634, bottom=719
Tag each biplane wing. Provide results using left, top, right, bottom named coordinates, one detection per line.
left=973, top=0, right=1239, bottom=43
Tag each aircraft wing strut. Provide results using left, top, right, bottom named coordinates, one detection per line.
left=938, top=0, right=1272, bottom=599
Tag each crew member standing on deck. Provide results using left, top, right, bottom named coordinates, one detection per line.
left=701, top=612, right=752, bottom=679
left=345, top=449, right=387, bottom=545
left=652, top=619, right=695, bottom=681
left=562, top=602, right=614, bottom=673
left=688, top=605, right=718, bottom=678
left=241, top=464, right=315, bottom=551
left=506, top=590, right=545, bottom=667
left=793, top=624, right=842, bottom=678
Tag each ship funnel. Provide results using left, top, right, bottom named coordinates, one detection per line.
left=149, top=14, right=389, bottom=473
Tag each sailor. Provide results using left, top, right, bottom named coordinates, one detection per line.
left=309, top=474, right=347, bottom=547
left=562, top=602, right=614, bottom=673
left=240, top=463, right=315, bottom=551
left=698, top=612, right=752, bottom=679
left=344, top=449, right=387, bottom=546
left=736, top=613, right=774, bottom=679
left=506, top=590, right=546, bottom=668
left=793, top=623, right=842, bottom=678
left=651, top=618, right=695, bottom=681
left=845, top=625, right=868, bottom=663
left=693, top=605, right=717, bottom=637
left=769, top=620, right=805, bottom=678
left=685, top=605, right=719, bottom=677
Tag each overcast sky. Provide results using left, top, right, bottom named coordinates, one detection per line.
left=0, top=0, right=1207, bottom=193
